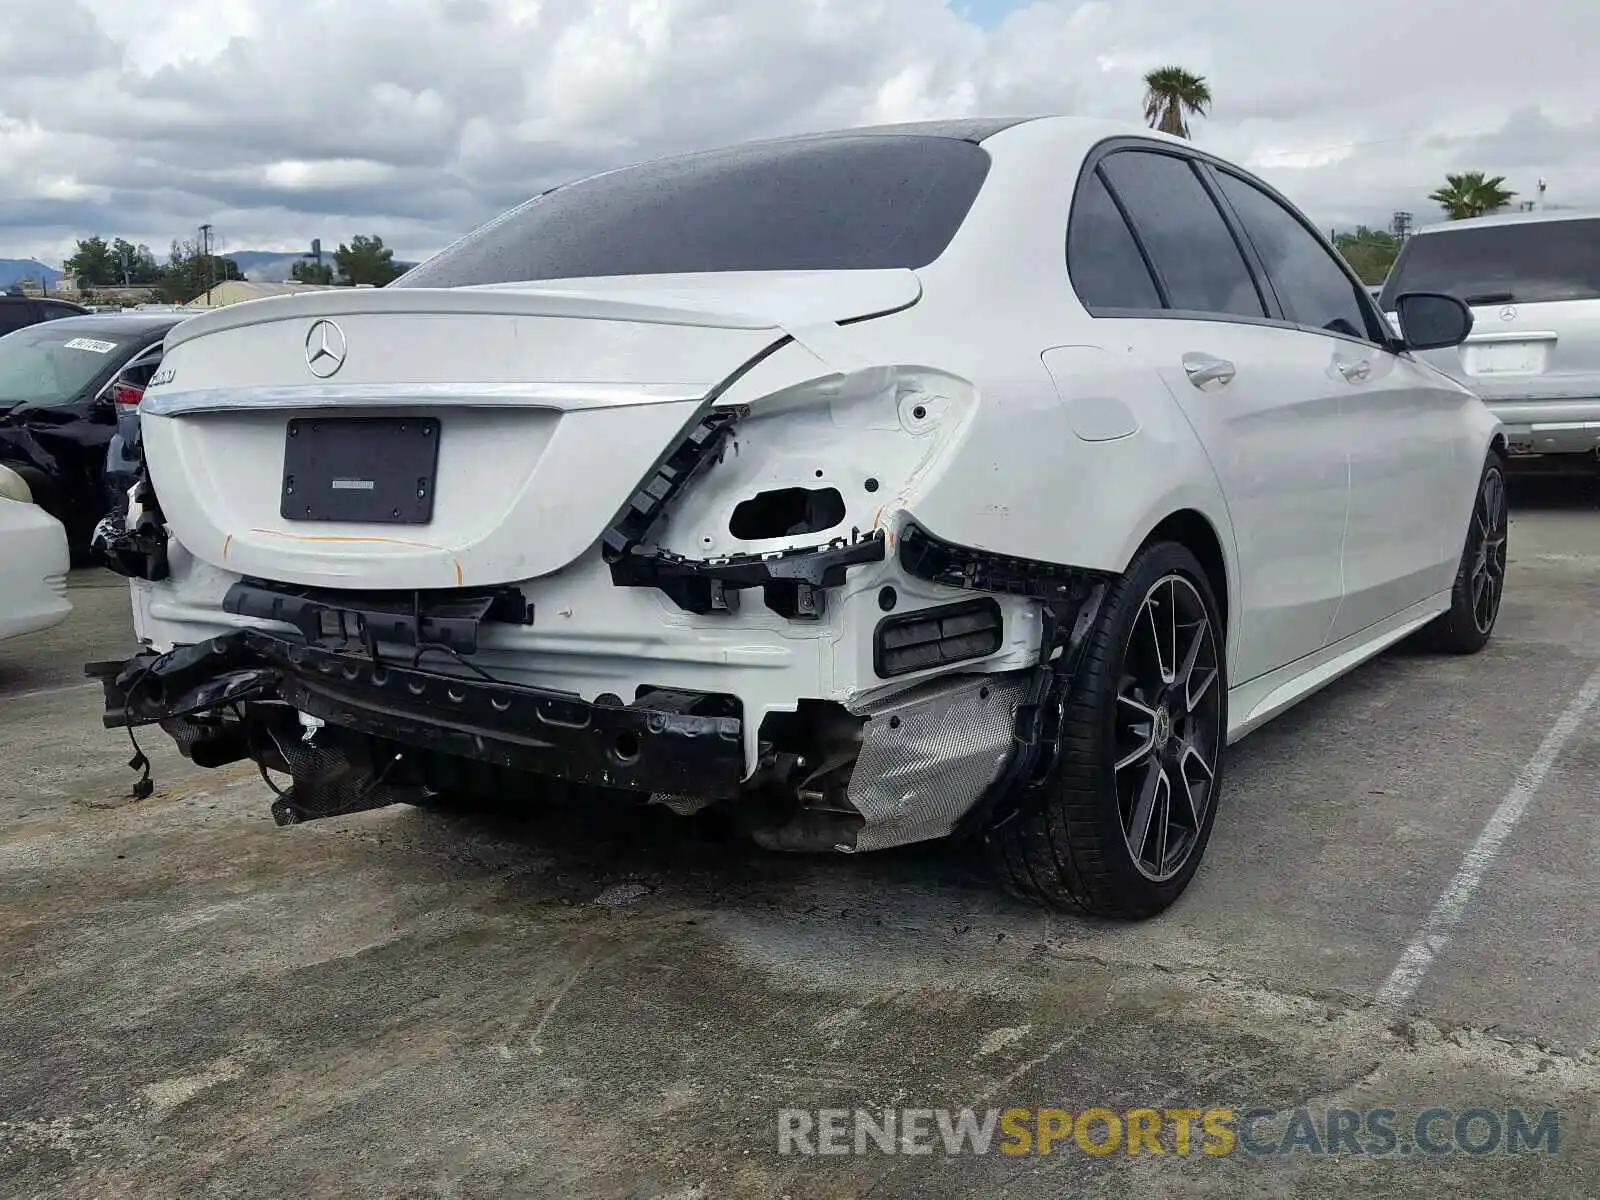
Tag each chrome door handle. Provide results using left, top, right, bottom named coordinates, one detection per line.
left=1182, top=354, right=1236, bottom=389
left=1337, top=359, right=1372, bottom=382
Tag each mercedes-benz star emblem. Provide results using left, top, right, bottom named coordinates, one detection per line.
left=1499, top=304, right=1519, bottom=322
left=304, top=319, right=347, bottom=378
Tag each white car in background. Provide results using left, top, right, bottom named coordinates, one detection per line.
left=91, top=117, right=1503, bottom=919
left=0, top=464, right=70, bottom=641
left=1380, top=208, right=1600, bottom=463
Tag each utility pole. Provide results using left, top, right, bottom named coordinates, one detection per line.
left=198, top=223, right=214, bottom=304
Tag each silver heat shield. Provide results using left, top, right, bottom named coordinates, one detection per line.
left=845, top=672, right=1027, bottom=852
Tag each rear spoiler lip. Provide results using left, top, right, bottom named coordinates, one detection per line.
left=163, top=269, right=924, bottom=351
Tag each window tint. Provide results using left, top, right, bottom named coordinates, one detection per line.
left=398, top=135, right=992, bottom=287
left=1215, top=170, right=1376, bottom=342
left=1099, top=151, right=1264, bottom=319
left=1379, top=218, right=1600, bottom=308
left=39, top=302, right=86, bottom=321
left=1068, top=171, right=1162, bottom=310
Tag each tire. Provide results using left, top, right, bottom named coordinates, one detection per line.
left=1415, top=450, right=1508, bottom=655
left=987, top=540, right=1228, bottom=920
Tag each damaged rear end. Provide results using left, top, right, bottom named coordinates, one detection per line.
left=90, top=274, right=1105, bottom=847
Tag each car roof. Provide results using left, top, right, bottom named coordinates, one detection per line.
left=22, top=312, right=189, bottom=336
left=1415, top=207, right=1600, bottom=235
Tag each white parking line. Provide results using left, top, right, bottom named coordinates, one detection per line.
left=1376, top=662, right=1600, bottom=1009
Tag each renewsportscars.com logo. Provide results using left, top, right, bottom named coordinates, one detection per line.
left=777, top=1106, right=1561, bottom=1158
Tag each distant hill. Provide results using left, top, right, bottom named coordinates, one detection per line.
left=232, top=251, right=323, bottom=282
left=0, top=259, right=63, bottom=289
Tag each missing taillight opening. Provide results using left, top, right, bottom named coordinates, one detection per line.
left=729, top=486, right=846, bottom=540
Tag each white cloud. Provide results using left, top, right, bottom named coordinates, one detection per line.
left=3, top=0, right=1599, bottom=266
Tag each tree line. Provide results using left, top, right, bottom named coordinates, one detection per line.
left=63, top=233, right=403, bottom=303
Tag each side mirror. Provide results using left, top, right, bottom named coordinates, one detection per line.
left=1395, top=292, right=1474, bottom=351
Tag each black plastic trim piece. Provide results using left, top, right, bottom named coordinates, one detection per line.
left=874, top=597, right=1003, bottom=678
left=91, top=471, right=170, bottom=582
left=898, top=522, right=1112, bottom=602
left=223, top=579, right=532, bottom=655
left=600, top=406, right=745, bottom=563
left=952, top=581, right=1108, bottom=839
left=610, top=530, right=887, bottom=619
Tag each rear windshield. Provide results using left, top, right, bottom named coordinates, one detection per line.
left=396, top=134, right=991, bottom=287
left=1380, top=217, right=1600, bottom=308
left=0, top=323, right=144, bottom=411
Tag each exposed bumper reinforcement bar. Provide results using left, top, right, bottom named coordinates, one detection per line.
left=87, top=630, right=747, bottom=798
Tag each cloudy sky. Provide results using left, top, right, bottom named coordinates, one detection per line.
left=3, top=0, right=1598, bottom=267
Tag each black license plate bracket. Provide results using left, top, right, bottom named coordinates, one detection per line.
left=281, top=416, right=440, bottom=524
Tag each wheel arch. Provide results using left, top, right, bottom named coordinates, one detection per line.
left=1135, top=507, right=1231, bottom=633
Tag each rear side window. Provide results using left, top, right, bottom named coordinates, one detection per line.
left=118, top=347, right=164, bottom=389
left=1100, top=151, right=1265, bottom=319
left=1380, top=218, right=1600, bottom=308
left=1213, top=170, right=1378, bottom=342
left=1068, top=171, right=1163, bottom=310
left=398, top=135, right=992, bottom=287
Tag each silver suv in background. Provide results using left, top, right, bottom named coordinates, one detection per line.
left=1380, top=209, right=1600, bottom=465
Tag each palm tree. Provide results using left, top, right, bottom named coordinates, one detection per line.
left=1142, top=66, right=1212, bottom=139
left=1428, top=172, right=1518, bottom=220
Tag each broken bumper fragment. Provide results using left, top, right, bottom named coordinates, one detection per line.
left=88, top=629, right=748, bottom=801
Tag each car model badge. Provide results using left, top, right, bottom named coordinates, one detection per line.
left=1499, top=305, right=1518, bottom=322
left=304, top=319, right=347, bottom=378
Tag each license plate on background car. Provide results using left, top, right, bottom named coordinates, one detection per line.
left=281, top=416, right=440, bottom=524
left=1464, top=341, right=1545, bottom=375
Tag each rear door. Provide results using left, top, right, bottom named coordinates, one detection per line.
left=1382, top=217, right=1600, bottom=453
left=1077, top=146, right=1350, bottom=684
left=1206, top=165, right=1467, bottom=638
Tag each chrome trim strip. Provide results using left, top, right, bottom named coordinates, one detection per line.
left=141, top=380, right=710, bottom=417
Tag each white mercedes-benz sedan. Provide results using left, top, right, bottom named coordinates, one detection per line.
left=90, top=116, right=1505, bottom=919
left=0, top=464, right=71, bottom=642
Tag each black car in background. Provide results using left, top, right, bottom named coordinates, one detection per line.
left=0, top=312, right=185, bottom=558
left=0, top=293, right=91, bottom=337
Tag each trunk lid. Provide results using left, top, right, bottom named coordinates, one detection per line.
left=139, top=271, right=919, bottom=589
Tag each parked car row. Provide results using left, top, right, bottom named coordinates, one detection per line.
left=0, top=312, right=188, bottom=559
